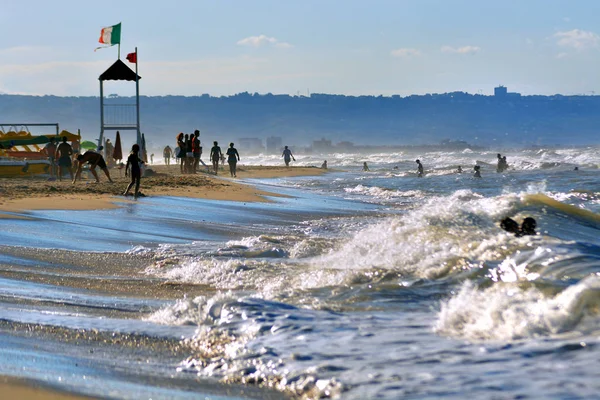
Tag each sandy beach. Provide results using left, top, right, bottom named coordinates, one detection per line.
left=0, top=376, right=94, bottom=400
left=0, top=164, right=326, bottom=216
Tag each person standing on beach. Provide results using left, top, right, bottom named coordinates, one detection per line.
left=416, top=159, right=424, bottom=177
left=55, top=136, right=73, bottom=181
left=43, top=138, right=57, bottom=177
left=163, top=145, right=172, bottom=166
left=176, top=133, right=185, bottom=173
left=210, top=141, right=223, bottom=175
left=226, top=142, right=240, bottom=177
left=282, top=146, right=295, bottom=167
left=73, top=151, right=113, bottom=184
left=192, top=130, right=201, bottom=173
left=123, top=144, right=144, bottom=199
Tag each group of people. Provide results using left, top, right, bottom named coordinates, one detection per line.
left=171, top=131, right=243, bottom=177
left=42, top=136, right=78, bottom=181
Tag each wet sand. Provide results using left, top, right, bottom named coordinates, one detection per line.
left=0, top=376, right=94, bottom=400
left=0, top=165, right=326, bottom=215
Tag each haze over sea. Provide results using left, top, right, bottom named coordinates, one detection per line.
left=1, top=147, right=599, bottom=399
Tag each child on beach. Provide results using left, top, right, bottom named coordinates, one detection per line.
left=123, top=144, right=144, bottom=199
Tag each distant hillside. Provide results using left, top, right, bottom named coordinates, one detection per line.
left=2, top=92, right=600, bottom=150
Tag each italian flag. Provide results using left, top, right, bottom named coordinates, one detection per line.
left=99, top=23, right=121, bottom=45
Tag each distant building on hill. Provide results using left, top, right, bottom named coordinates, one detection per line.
left=494, top=85, right=508, bottom=97
left=238, top=137, right=264, bottom=153
left=266, top=136, right=283, bottom=154
left=495, top=85, right=521, bottom=99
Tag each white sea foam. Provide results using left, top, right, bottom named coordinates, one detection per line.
left=435, top=275, right=600, bottom=341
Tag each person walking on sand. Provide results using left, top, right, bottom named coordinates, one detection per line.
left=123, top=144, right=144, bottom=199
left=282, top=146, right=295, bottom=167
left=176, top=133, right=185, bottom=173
left=416, top=159, right=424, bottom=177
left=210, top=141, right=223, bottom=175
left=163, top=145, right=172, bottom=166
left=226, top=142, right=240, bottom=177
left=192, top=130, right=201, bottom=173
left=55, top=136, right=73, bottom=181
left=73, top=151, right=113, bottom=184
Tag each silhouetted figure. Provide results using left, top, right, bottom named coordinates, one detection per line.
left=192, top=130, right=201, bottom=173
left=226, top=142, right=240, bottom=177
left=521, top=217, right=537, bottom=236
left=321, top=160, right=328, bottom=169
left=500, top=217, right=537, bottom=237
left=497, top=154, right=508, bottom=173
left=176, top=133, right=185, bottom=173
left=574, top=166, right=579, bottom=171
left=282, top=146, right=295, bottom=167
left=363, top=162, right=369, bottom=171
left=55, top=136, right=73, bottom=181
left=73, top=151, right=113, bottom=184
left=210, top=141, right=223, bottom=174
left=163, top=145, right=172, bottom=166
left=456, top=166, right=463, bottom=173
left=123, top=144, right=144, bottom=199
left=416, top=159, right=424, bottom=177
left=473, top=165, right=481, bottom=178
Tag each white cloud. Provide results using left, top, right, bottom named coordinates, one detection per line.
left=554, top=29, right=600, bottom=50
left=441, top=45, right=480, bottom=55
left=237, top=35, right=292, bottom=49
left=390, top=48, right=422, bottom=57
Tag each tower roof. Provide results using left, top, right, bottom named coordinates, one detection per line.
left=99, top=59, right=141, bottom=82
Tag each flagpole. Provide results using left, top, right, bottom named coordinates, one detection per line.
left=135, top=47, right=141, bottom=149
left=118, top=43, right=121, bottom=59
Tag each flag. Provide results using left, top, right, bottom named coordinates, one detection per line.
left=126, top=52, right=137, bottom=63
left=98, top=22, right=121, bottom=46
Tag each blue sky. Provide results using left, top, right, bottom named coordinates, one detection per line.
left=1, top=0, right=599, bottom=96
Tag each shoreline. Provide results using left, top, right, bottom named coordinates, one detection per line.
left=0, top=165, right=326, bottom=215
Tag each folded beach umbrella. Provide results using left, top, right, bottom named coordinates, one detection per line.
left=141, top=133, right=148, bottom=163
left=113, top=131, right=123, bottom=161
left=80, top=140, right=97, bottom=150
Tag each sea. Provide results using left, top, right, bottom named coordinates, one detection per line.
left=1, top=146, right=600, bottom=399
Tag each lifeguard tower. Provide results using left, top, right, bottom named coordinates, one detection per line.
left=97, top=58, right=141, bottom=151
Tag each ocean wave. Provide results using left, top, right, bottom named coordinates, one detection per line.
left=435, top=275, right=600, bottom=341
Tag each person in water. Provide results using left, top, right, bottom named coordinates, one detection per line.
left=73, top=151, right=113, bottom=184
left=210, top=141, right=223, bottom=175
left=416, top=159, right=424, bottom=177
left=226, top=142, right=240, bottom=177
left=321, top=160, right=328, bottom=169
left=123, top=144, right=144, bottom=199
left=282, top=146, right=295, bottom=167
left=473, top=165, right=481, bottom=178
left=500, top=217, right=537, bottom=237
left=456, top=165, right=463, bottom=173
left=363, top=162, right=369, bottom=171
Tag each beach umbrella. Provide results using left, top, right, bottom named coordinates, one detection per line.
left=80, top=140, right=97, bottom=150
left=141, top=133, right=148, bottom=163
left=113, top=131, right=123, bottom=161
